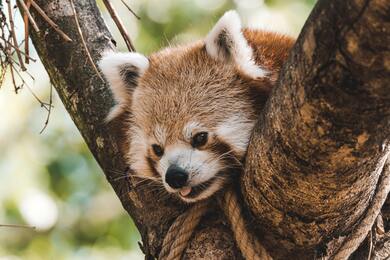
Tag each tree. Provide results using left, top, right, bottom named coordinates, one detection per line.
left=21, top=0, right=390, bottom=258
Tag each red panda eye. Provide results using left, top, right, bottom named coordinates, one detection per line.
left=152, top=144, right=164, bottom=157
left=192, top=132, right=208, bottom=148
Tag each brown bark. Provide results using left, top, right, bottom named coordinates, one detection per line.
left=26, top=0, right=389, bottom=259
left=28, top=0, right=239, bottom=258
left=242, top=0, right=390, bottom=258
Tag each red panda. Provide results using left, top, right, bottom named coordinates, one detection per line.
left=99, top=11, right=294, bottom=203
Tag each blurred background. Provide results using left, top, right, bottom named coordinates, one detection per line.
left=0, top=0, right=315, bottom=259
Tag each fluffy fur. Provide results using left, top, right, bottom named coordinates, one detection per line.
left=205, top=10, right=267, bottom=78
left=98, top=51, right=149, bottom=121
left=99, top=10, right=295, bottom=203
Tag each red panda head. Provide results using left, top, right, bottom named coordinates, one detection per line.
left=99, top=11, right=294, bottom=202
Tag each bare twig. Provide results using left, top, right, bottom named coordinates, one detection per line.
left=9, top=57, right=36, bottom=80
left=69, top=0, right=104, bottom=82
left=0, top=11, right=9, bottom=88
left=7, top=0, right=27, bottom=71
left=18, top=0, right=39, bottom=33
left=0, top=59, right=7, bottom=87
left=25, top=83, right=51, bottom=109
left=21, top=0, right=33, bottom=64
left=0, top=224, right=36, bottom=229
left=8, top=57, right=20, bottom=93
left=102, top=0, right=135, bottom=51
left=39, top=82, right=53, bottom=134
left=0, top=37, right=37, bottom=62
left=10, top=62, right=50, bottom=108
left=18, top=0, right=36, bottom=64
left=30, top=0, right=72, bottom=42
left=0, top=70, right=7, bottom=87
left=120, top=0, right=140, bottom=20
left=0, top=0, right=52, bottom=129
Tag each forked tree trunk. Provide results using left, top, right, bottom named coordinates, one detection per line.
left=242, top=0, right=390, bottom=258
left=27, top=0, right=389, bottom=259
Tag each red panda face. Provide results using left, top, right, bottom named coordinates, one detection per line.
left=129, top=58, right=258, bottom=202
left=99, top=11, right=294, bottom=202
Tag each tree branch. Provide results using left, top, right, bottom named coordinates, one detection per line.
left=28, top=0, right=238, bottom=258
left=242, top=0, right=390, bottom=257
left=26, top=0, right=389, bottom=259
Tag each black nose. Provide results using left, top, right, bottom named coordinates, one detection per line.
left=165, top=165, right=188, bottom=189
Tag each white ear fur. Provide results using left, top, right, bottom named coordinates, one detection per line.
left=98, top=51, right=149, bottom=121
left=205, top=10, right=267, bottom=79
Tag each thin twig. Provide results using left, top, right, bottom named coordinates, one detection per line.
left=8, top=54, right=36, bottom=81
left=0, top=71, right=7, bottom=87
left=0, top=61, right=7, bottom=87
left=21, top=0, right=33, bottom=64
left=18, top=0, right=39, bottom=33
left=0, top=224, right=36, bottom=229
left=120, top=0, right=140, bottom=20
left=8, top=57, right=20, bottom=93
left=68, top=0, right=104, bottom=82
left=30, top=0, right=72, bottom=42
left=7, top=0, right=26, bottom=71
left=0, top=8, right=11, bottom=89
left=10, top=62, right=50, bottom=108
left=102, top=0, right=135, bottom=51
left=39, top=82, right=53, bottom=134
left=0, top=37, right=37, bottom=62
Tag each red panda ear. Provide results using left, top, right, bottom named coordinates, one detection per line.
left=99, top=51, right=149, bottom=121
left=205, top=10, right=267, bottom=79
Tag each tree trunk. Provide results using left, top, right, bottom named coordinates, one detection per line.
left=28, top=0, right=240, bottom=258
left=242, top=0, right=389, bottom=258
left=27, top=0, right=389, bottom=259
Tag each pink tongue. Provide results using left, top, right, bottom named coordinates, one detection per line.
left=180, top=186, right=192, bottom=197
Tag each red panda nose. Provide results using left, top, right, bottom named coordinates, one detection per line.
left=165, top=165, right=188, bottom=189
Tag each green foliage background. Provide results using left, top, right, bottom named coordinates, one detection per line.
left=0, top=0, right=315, bottom=259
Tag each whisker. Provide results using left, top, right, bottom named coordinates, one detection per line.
left=110, top=175, right=131, bottom=182
left=156, top=188, right=169, bottom=197
left=107, top=168, right=130, bottom=175
left=158, top=191, right=175, bottom=202
left=146, top=186, right=166, bottom=194
left=134, top=180, right=162, bottom=189
left=213, top=149, right=243, bottom=167
left=131, top=174, right=162, bottom=182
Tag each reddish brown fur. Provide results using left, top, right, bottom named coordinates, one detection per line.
left=108, top=30, right=295, bottom=193
left=243, top=29, right=295, bottom=81
left=130, top=30, right=294, bottom=145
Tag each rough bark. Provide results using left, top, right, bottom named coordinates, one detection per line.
left=28, top=0, right=239, bottom=258
left=26, top=0, right=389, bottom=259
left=242, top=0, right=390, bottom=258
